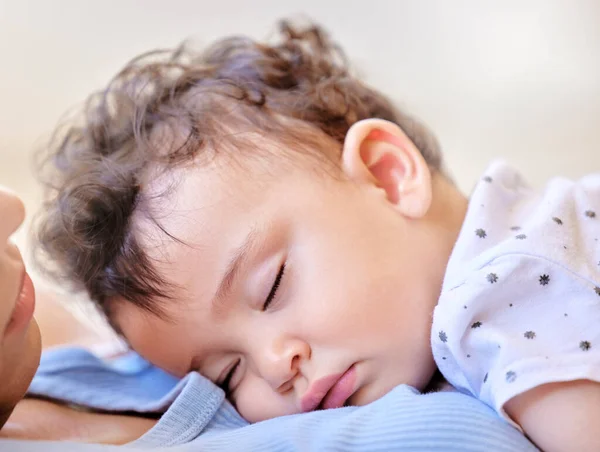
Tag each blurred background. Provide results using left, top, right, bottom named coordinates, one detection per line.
left=1, top=0, right=599, bottom=253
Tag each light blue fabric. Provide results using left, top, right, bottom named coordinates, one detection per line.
left=1, top=347, right=538, bottom=451
left=28, top=347, right=184, bottom=412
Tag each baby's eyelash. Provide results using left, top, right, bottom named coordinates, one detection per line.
left=263, top=263, right=286, bottom=311
left=219, top=358, right=241, bottom=394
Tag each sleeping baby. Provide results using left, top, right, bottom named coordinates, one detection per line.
left=35, top=19, right=600, bottom=451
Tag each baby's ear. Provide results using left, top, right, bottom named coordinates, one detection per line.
left=341, top=118, right=433, bottom=219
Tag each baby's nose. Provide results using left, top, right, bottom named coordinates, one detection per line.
left=258, top=337, right=310, bottom=391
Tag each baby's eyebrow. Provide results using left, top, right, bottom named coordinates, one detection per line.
left=212, top=225, right=264, bottom=316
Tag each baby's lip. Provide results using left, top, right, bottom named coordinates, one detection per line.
left=300, top=364, right=357, bottom=412
left=300, top=372, right=343, bottom=413
left=320, top=365, right=357, bottom=410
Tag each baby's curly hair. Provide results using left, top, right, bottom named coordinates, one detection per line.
left=34, top=20, right=443, bottom=321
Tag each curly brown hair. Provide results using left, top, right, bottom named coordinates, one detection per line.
left=34, top=20, right=443, bottom=322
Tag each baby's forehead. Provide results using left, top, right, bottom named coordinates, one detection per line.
left=132, top=162, right=266, bottom=287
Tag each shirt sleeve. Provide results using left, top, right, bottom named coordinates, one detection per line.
left=433, top=253, right=600, bottom=426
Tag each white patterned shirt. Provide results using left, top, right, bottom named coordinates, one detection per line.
left=432, top=160, right=600, bottom=427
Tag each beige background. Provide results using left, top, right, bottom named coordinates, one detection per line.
left=1, top=0, right=599, bottom=248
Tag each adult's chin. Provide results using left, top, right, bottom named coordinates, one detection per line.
left=0, top=320, right=41, bottom=429
left=17, top=320, right=42, bottom=394
left=0, top=404, right=15, bottom=429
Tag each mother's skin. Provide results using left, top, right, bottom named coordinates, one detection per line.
left=0, top=186, right=156, bottom=444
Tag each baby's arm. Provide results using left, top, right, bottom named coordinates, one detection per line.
left=506, top=379, right=600, bottom=452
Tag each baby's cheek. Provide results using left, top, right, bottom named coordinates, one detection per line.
left=234, top=375, right=297, bottom=423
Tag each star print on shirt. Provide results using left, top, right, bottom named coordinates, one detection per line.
left=487, top=273, right=498, bottom=283
left=595, top=287, right=600, bottom=296
left=515, top=234, right=527, bottom=240
left=471, top=321, right=482, bottom=329
left=585, top=210, right=596, bottom=218
left=580, top=341, right=592, bottom=351
left=505, top=371, right=517, bottom=383
left=524, top=331, right=536, bottom=339
left=475, top=228, right=487, bottom=238
left=552, top=217, right=563, bottom=225
left=439, top=331, right=448, bottom=343
left=482, top=176, right=493, bottom=183
left=539, top=274, right=550, bottom=286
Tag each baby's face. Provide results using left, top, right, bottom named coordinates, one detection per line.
left=0, top=187, right=41, bottom=427
left=115, top=151, right=446, bottom=422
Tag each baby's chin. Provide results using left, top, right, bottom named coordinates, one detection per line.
left=351, top=369, right=438, bottom=407
left=348, top=379, right=400, bottom=408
